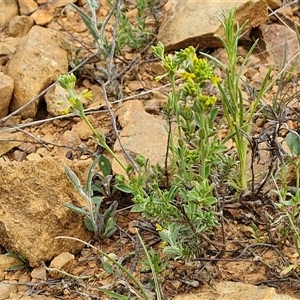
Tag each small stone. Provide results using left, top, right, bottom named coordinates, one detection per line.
left=18, top=0, right=38, bottom=15
left=13, top=150, right=27, bottom=162
left=31, top=8, right=53, bottom=25
left=49, top=252, right=75, bottom=279
left=0, top=132, right=24, bottom=157
left=26, top=153, right=42, bottom=161
left=0, top=72, right=14, bottom=118
left=18, top=273, right=31, bottom=293
left=8, top=16, right=34, bottom=38
left=0, top=281, right=17, bottom=300
left=19, top=142, right=36, bottom=154
left=31, top=267, right=47, bottom=280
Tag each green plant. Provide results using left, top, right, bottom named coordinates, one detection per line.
left=56, top=235, right=163, bottom=300
left=5, top=250, right=29, bottom=271
left=203, top=9, right=273, bottom=192
left=58, top=73, right=126, bottom=171
left=64, top=155, right=118, bottom=239
left=117, top=44, right=227, bottom=259
left=70, top=0, right=155, bottom=79
left=271, top=131, right=300, bottom=256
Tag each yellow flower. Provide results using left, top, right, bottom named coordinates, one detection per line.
left=155, top=223, right=163, bottom=231
left=211, top=76, right=221, bottom=87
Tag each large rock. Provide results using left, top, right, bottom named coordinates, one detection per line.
left=258, top=23, right=300, bottom=69
left=0, top=0, right=19, bottom=27
left=0, top=157, right=92, bottom=267
left=0, top=72, right=14, bottom=118
left=112, top=100, right=168, bottom=175
left=6, top=26, right=68, bottom=119
left=174, top=281, right=298, bottom=300
left=157, top=0, right=268, bottom=51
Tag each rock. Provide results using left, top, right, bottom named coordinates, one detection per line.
left=0, top=132, right=24, bottom=157
left=9, top=295, right=58, bottom=300
left=112, top=100, right=168, bottom=175
left=157, top=0, right=268, bottom=51
left=31, top=267, right=47, bottom=280
left=44, top=84, right=70, bottom=117
left=71, top=116, right=96, bottom=140
left=173, top=281, right=298, bottom=300
left=0, top=72, right=14, bottom=118
left=265, top=0, right=282, bottom=10
left=31, top=8, right=53, bottom=25
left=48, top=0, right=76, bottom=9
left=6, top=26, right=68, bottom=119
left=258, top=23, right=300, bottom=69
left=18, top=0, right=38, bottom=15
left=0, top=281, right=17, bottom=300
left=8, top=16, right=35, bottom=38
left=17, top=273, right=31, bottom=293
left=49, top=252, right=74, bottom=278
left=0, top=254, right=21, bottom=273
left=0, top=0, right=19, bottom=27
left=0, top=157, right=93, bottom=267
left=0, top=37, right=21, bottom=58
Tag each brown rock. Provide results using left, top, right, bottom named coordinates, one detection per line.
left=0, top=281, right=17, bottom=300
left=112, top=100, right=169, bottom=175
left=0, top=157, right=92, bottom=267
left=0, top=0, right=19, bottom=27
left=31, top=267, right=47, bottom=280
left=31, top=8, right=53, bottom=25
left=173, top=281, right=298, bottom=300
left=18, top=0, right=38, bottom=15
left=44, top=84, right=70, bottom=117
left=0, top=72, right=14, bottom=118
left=8, top=16, right=34, bottom=38
left=0, top=132, right=24, bottom=157
left=0, top=37, right=21, bottom=58
left=6, top=26, right=68, bottom=119
left=259, top=23, right=300, bottom=69
left=0, top=254, right=21, bottom=273
left=157, top=0, right=268, bottom=51
left=49, top=252, right=74, bottom=278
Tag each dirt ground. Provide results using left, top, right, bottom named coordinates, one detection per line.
left=2, top=0, right=300, bottom=299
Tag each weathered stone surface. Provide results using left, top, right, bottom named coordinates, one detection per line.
left=49, top=252, right=74, bottom=278
left=6, top=26, right=68, bottom=119
left=8, top=16, right=35, bottom=38
left=0, top=255, right=21, bottom=273
left=0, top=72, right=14, bottom=118
left=157, top=0, right=268, bottom=51
left=112, top=100, right=168, bottom=175
left=0, top=157, right=92, bottom=267
left=31, top=8, right=53, bottom=25
left=0, top=132, right=24, bottom=157
left=0, top=37, right=21, bottom=58
left=173, top=281, right=298, bottom=300
left=259, top=23, right=300, bottom=69
left=18, top=0, right=38, bottom=15
left=0, top=0, right=19, bottom=27
left=0, top=281, right=17, bottom=300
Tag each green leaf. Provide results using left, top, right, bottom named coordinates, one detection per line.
left=98, top=289, right=130, bottom=300
left=103, top=217, right=117, bottom=237
left=84, top=216, right=95, bottom=232
left=99, top=155, right=111, bottom=176
left=64, top=203, right=88, bottom=216
left=102, top=260, right=113, bottom=274
left=116, top=183, right=134, bottom=193
left=286, top=132, right=300, bottom=155
left=92, top=196, right=103, bottom=205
